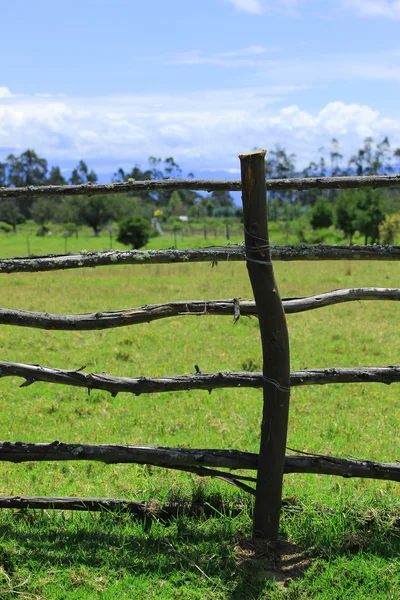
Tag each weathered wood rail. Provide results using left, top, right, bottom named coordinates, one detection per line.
left=0, top=288, right=398, bottom=330
left=0, top=245, right=399, bottom=274
left=1, top=173, right=400, bottom=199
left=0, top=151, right=399, bottom=541
left=1, top=362, right=400, bottom=394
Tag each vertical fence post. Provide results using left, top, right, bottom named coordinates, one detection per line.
left=239, top=150, right=290, bottom=541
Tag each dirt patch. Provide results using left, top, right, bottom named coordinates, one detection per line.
left=233, top=537, right=313, bottom=590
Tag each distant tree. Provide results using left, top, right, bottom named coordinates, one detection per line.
left=213, top=206, right=236, bottom=217
left=310, top=198, right=333, bottom=230
left=0, top=200, right=25, bottom=232
left=395, top=147, right=400, bottom=170
left=0, top=161, right=7, bottom=186
left=349, top=137, right=374, bottom=176
left=168, top=190, right=184, bottom=216
left=6, top=149, right=48, bottom=218
left=6, top=149, right=48, bottom=187
left=31, top=198, right=57, bottom=226
left=79, top=196, right=116, bottom=236
left=265, top=146, right=296, bottom=205
left=269, top=197, right=280, bottom=222
left=113, top=157, right=199, bottom=209
left=354, top=190, right=385, bottom=244
left=329, top=138, right=343, bottom=176
left=379, top=213, right=400, bottom=245
left=117, top=216, right=151, bottom=249
left=209, top=190, right=234, bottom=208
left=334, top=191, right=359, bottom=245
left=70, top=160, right=98, bottom=185
left=334, top=189, right=385, bottom=244
left=47, top=166, right=67, bottom=185
left=206, top=201, right=215, bottom=217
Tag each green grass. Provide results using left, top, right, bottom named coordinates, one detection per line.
left=0, top=232, right=398, bottom=598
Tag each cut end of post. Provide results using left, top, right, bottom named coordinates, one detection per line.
left=238, top=150, right=267, bottom=160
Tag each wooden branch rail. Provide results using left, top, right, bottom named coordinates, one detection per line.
left=1, top=245, right=400, bottom=274
left=0, top=442, right=398, bottom=482
left=1, top=361, right=399, bottom=395
left=0, top=496, right=250, bottom=518
left=1, top=174, right=399, bottom=199
left=0, top=288, right=398, bottom=330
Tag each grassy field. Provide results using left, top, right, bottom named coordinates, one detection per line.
left=0, top=231, right=398, bottom=598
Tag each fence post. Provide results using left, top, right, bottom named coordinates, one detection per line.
left=239, top=150, right=290, bottom=540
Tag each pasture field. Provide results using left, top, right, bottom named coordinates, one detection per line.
left=0, top=233, right=398, bottom=598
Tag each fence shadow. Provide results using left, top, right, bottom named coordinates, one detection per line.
left=0, top=509, right=398, bottom=599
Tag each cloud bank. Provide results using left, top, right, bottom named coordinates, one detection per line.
left=341, top=0, right=400, bottom=19
left=226, top=0, right=400, bottom=19
left=0, top=88, right=399, bottom=172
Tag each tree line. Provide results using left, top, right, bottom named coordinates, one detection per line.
left=0, top=151, right=236, bottom=237
left=266, top=136, right=400, bottom=244
left=0, top=137, right=399, bottom=244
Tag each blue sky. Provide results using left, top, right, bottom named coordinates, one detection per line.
left=1, top=0, right=400, bottom=179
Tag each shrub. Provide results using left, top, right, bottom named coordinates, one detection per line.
left=379, top=213, right=400, bottom=245
left=117, top=216, right=151, bottom=249
left=0, top=221, right=13, bottom=233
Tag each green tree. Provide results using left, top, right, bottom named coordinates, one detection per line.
left=265, top=146, right=296, bottom=205
left=0, top=200, right=25, bottom=232
left=334, top=191, right=358, bottom=245
left=269, top=197, right=280, bottom=222
left=0, top=161, right=7, bottom=186
left=79, top=196, right=116, bottom=236
left=379, top=213, right=400, bottom=244
left=6, top=149, right=48, bottom=218
left=70, top=160, right=98, bottom=185
left=47, top=166, right=67, bottom=185
left=6, top=149, right=48, bottom=187
left=117, top=216, right=151, bottom=249
left=310, top=198, right=333, bottom=230
left=168, top=190, right=184, bottom=216
left=329, top=138, right=343, bottom=176
left=354, top=190, right=385, bottom=244
left=31, top=198, right=56, bottom=227
left=210, top=190, right=234, bottom=208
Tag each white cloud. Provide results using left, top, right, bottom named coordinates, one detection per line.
left=171, top=46, right=278, bottom=67
left=258, top=50, right=400, bottom=84
left=226, top=0, right=400, bottom=19
left=225, top=0, right=263, bottom=15
left=0, top=87, right=12, bottom=98
left=341, top=0, right=400, bottom=19
left=169, top=47, right=400, bottom=85
left=0, top=89, right=399, bottom=172
left=225, top=0, right=312, bottom=17
left=220, top=45, right=277, bottom=57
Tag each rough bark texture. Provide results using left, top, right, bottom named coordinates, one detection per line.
left=0, top=288, right=397, bottom=330
left=0, top=442, right=397, bottom=482
left=0, top=246, right=400, bottom=274
left=0, top=496, right=249, bottom=518
left=240, top=150, right=290, bottom=540
left=0, top=361, right=399, bottom=395
left=1, top=174, right=399, bottom=199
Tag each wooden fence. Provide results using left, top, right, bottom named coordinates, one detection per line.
left=0, top=151, right=399, bottom=541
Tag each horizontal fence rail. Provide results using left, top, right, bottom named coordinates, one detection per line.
left=0, top=288, right=398, bottom=330
left=1, top=362, right=400, bottom=395
left=1, top=174, right=400, bottom=199
left=0, top=442, right=398, bottom=483
left=0, top=497, right=251, bottom=518
left=1, top=245, right=400, bottom=274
